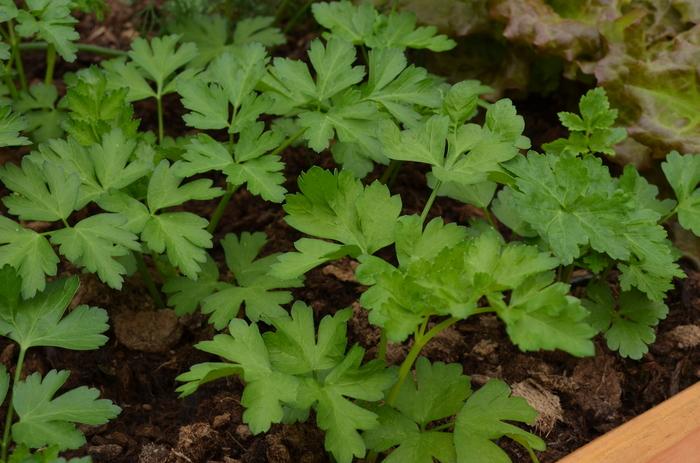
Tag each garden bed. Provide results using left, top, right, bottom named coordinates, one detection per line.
left=0, top=1, right=699, bottom=463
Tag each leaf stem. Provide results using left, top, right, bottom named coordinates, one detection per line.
left=207, top=183, right=238, bottom=234
left=379, top=160, right=402, bottom=185
left=386, top=317, right=458, bottom=405
left=271, top=127, right=307, bottom=157
left=18, top=41, right=127, bottom=57
left=481, top=207, right=497, bottom=228
left=8, top=22, right=26, bottom=91
left=1, top=347, right=26, bottom=462
left=377, top=330, right=387, bottom=362
left=283, top=0, right=315, bottom=33
left=156, top=95, right=164, bottom=145
left=661, top=206, right=678, bottom=224
left=44, top=44, right=56, bottom=85
left=135, top=252, right=165, bottom=309
left=419, top=181, right=441, bottom=224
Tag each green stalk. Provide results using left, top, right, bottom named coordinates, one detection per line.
left=386, top=317, right=459, bottom=405
left=481, top=207, right=497, bottom=228
left=558, top=264, right=574, bottom=283
left=275, top=0, right=291, bottom=22
left=273, top=127, right=306, bottom=156
left=44, top=44, right=56, bottom=85
left=8, top=22, right=26, bottom=91
left=420, top=181, right=441, bottom=224
left=1, top=347, right=27, bottom=462
left=379, top=159, right=402, bottom=185
left=661, top=206, right=678, bottom=224
left=135, top=252, right=165, bottom=309
left=283, top=0, right=315, bottom=33
left=156, top=95, right=164, bottom=145
left=19, top=41, right=127, bottom=57
left=207, top=183, right=237, bottom=233
left=377, top=330, right=388, bottom=362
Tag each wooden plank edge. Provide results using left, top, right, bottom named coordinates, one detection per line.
left=557, top=381, right=700, bottom=463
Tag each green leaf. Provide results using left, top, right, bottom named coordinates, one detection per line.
left=584, top=281, right=668, bottom=359
left=163, top=256, right=226, bottom=316
left=0, top=158, right=79, bottom=222
left=495, top=273, right=596, bottom=357
left=233, top=16, right=285, bottom=47
left=394, top=215, right=468, bottom=267
left=101, top=58, right=155, bottom=102
left=283, top=167, right=402, bottom=255
left=15, top=83, right=64, bottom=142
left=381, top=101, right=528, bottom=187
left=394, top=357, right=471, bottom=426
left=0, top=106, right=30, bottom=147
left=364, top=48, right=441, bottom=126
left=12, top=370, right=120, bottom=450
left=179, top=44, right=270, bottom=133
left=193, top=320, right=300, bottom=433
left=146, top=160, right=222, bottom=213
left=16, top=0, right=79, bottom=61
left=543, top=88, right=626, bottom=156
left=175, top=362, right=241, bottom=397
left=199, top=232, right=302, bottom=328
left=269, top=239, right=352, bottom=280
left=180, top=303, right=395, bottom=463
left=454, top=380, right=545, bottom=463
left=368, top=9, right=456, bottom=51
left=61, top=67, right=140, bottom=146
left=50, top=213, right=140, bottom=289
left=128, top=35, right=198, bottom=92
left=313, top=1, right=455, bottom=51
left=312, top=2, right=378, bottom=45
left=265, top=303, right=350, bottom=374
left=142, top=212, right=213, bottom=280
left=441, top=80, right=493, bottom=125
left=0, top=217, right=59, bottom=299
left=0, top=274, right=109, bottom=351
left=311, top=346, right=395, bottom=463
left=361, top=231, right=562, bottom=342
left=364, top=406, right=456, bottom=463
left=662, top=151, right=700, bottom=235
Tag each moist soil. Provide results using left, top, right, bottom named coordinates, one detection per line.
left=1, top=2, right=699, bottom=462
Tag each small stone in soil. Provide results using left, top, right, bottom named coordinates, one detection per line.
left=113, top=309, right=183, bottom=353
left=88, top=443, right=123, bottom=459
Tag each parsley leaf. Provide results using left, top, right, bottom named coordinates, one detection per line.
left=0, top=106, right=30, bottom=147
left=15, top=0, right=79, bottom=62
left=50, top=214, right=140, bottom=289
left=141, top=160, right=222, bottom=278
left=178, top=303, right=395, bottom=463
left=313, top=1, right=455, bottom=51
left=381, top=100, right=529, bottom=187
left=0, top=218, right=58, bottom=299
left=271, top=167, right=401, bottom=278
left=174, top=123, right=286, bottom=202
left=584, top=281, right=668, bottom=359
left=454, top=380, right=545, bottom=463
left=12, top=370, right=120, bottom=450
left=178, top=44, right=270, bottom=133
left=0, top=271, right=109, bottom=351
left=662, top=151, right=700, bottom=235
left=493, top=273, right=596, bottom=357
left=60, top=67, right=140, bottom=145
left=543, top=87, right=626, bottom=156
left=0, top=158, right=80, bottom=222
left=496, top=152, right=683, bottom=301
left=364, top=358, right=470, bottom=463
left=166, top=232, right=302, bottom=328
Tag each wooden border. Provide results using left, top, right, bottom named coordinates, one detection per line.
left=558, top=381, right=700, bottom=463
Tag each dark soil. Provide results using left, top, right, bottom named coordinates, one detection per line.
left=1, top=2, right=699, bottom=463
